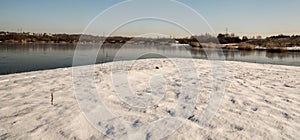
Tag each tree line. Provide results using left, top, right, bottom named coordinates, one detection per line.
left=1, top=31, right=300, bottom=47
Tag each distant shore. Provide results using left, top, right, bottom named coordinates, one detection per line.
left=1, top=31, right=300, bottom=52
left=0, top=31, right=300, bottom=50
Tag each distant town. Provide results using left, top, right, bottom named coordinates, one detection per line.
left=0, top=31, right=300, bottom=51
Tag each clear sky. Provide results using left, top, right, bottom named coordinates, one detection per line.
left=0, top=0, right=299, bottom=37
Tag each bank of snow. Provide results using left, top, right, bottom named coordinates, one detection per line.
left=0, top=59, right=299, bottom=140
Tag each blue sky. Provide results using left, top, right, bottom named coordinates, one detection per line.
left=0, top=0, right=299, bottom=37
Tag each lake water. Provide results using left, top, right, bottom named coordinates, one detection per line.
left=0, top=43, right=299, bottom=75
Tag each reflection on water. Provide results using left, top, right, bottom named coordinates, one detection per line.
left=221, top=49, right=300, bottom=65
left=0, top=43, right=299, bottom=74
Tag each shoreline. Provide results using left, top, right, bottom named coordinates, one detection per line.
left=1, top=58, right=300, bottom=76
left=1, top=58, right=299, bottom=79
left=0, top=58, right=299, bottom=139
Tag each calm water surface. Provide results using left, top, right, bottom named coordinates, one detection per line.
left=0, top=43, right=299, bottom=75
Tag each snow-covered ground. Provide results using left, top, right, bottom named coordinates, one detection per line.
left=255, top=46, right=300, bottom=51
left=286, top=46, right=300, bottom=51
left=0, top=59, right=299, bottom=139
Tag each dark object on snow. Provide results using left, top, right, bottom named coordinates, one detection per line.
left=51, top=92, right=53, bottom=105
